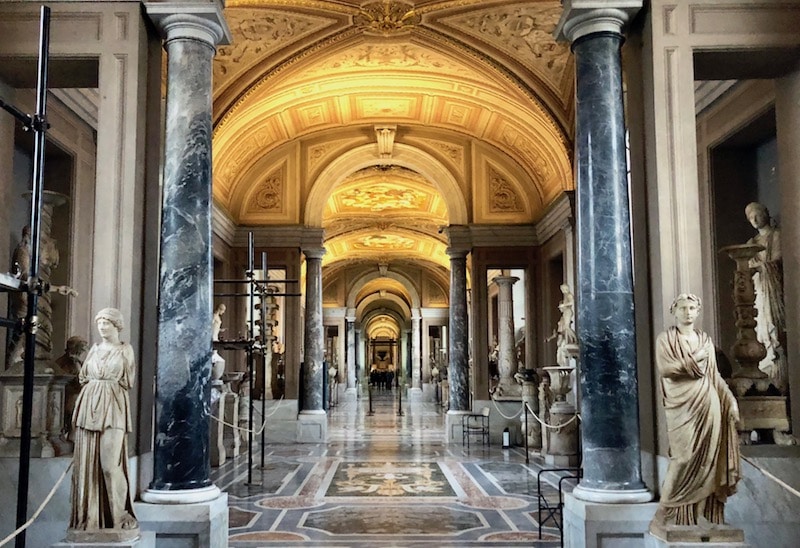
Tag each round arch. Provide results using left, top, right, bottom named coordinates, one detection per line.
left=305, top=143, right=468, bottom=227
left=346, top=270, right=421, bottom=309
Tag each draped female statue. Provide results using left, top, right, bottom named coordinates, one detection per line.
left=744, top=202, right=786, bottom=392
left=68, top=308, right=138, bottom=541
left=650, top=294, right=740, bottom=537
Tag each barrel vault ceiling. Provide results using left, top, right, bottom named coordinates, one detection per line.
left=211, top=0, right=575, bottom=334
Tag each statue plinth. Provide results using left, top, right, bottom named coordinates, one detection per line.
left=0, top=359, right=71, bottom=457
left=542, top=365, right=579, bottom=465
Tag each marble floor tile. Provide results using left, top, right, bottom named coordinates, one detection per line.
left=213, top=388, right=567, bottom=546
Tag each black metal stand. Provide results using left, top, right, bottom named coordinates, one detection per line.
left=536, top=467, right=582, bottom=547
left=396, top=382, right=403, bottom=416
left=0, top=7, right=51, bottom=548
left=212, top=232, right=299, bottom=486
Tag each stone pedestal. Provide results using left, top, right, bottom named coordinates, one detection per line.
left=520, top=375, right=541, bottom=449
left=297, top=410, right=327, bottom=443
left=0, top=362, right=69, bottom=457
left=134, top=493, right=228, bottom=548
left=53, top=532, right=156, bottom=548
left=737, top=395, right=792, bottom=444
left=563, top=493, right=659, bottom=548
left=646, top=523, right=746, bottom=547
left=544, top=405, right=580, bottom=467
left=210, top=391, right=239, bottom=466
left=445, top=409, right=470, bottom=443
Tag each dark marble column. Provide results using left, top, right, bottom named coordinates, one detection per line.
left=302, top=248, right=326, bottom=413
left=345, top=313, right=357, bottom=392
left=411, top=312, right=422, bottom=390
left=560, top=8, right=650, bottom=503
left=144, top=13, right=224, bottom=503
left=448, top=250, right=470, bottom=412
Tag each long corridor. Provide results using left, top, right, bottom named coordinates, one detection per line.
left=213, top=387, right=566, bottom=547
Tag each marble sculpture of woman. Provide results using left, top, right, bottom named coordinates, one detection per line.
left=546, top=284, right=577, bottom=367
left=68, top=308, right=138, bottom=541
left=650, top=294, right=740, bottom=537
left=744, top=201, right=786, bottom=392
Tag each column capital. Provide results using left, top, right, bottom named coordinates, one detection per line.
left=493, top=275, right=519, bottom=288
left=303, top=247, right=326, bottom=260
left=555, top=1, right=642, bottom=43
left=146, top=2, right=231, bottom=46
left=446, top=248, right=469, bottom=260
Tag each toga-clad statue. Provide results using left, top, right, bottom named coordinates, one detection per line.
left=744, top=202, right=786, bottom=392
left=68, top=308, right=138, bottom=542
left=650, top=294, right=741, bottom=538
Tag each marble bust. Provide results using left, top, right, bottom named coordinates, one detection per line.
left=744, top=201, right=786, bottom=392
left=650, top=294, right=741, bottom=541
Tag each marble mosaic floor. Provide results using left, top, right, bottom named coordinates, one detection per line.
left=212, top=387, right=573, bottom=547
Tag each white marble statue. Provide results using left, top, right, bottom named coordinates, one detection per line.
left=68, top=308, right=138, bottom=541
left=744, top=202, right=786, bottom=392
left=650, top=294, right=740, bottom=537
left=211, top=304, right=227, bottom=389
left=547, top=284, right=577, bottom=367
left=212, top=303, right=226, bottom=342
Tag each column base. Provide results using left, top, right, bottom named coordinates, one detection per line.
left=297, top=410, right=328, bottom=442
left=545, top=453, right=580, bottom=467
left=572, top=484, right=653, bottom=503
left=563, top=491, right=658, bottom=548
left=345, top=387, right=358, bottom=401
left=134, top=492, right=228, bottom=548
left=445, top=410, right=471, bottom=444
left=141, top=484, right=221, bottom=504
left=408, top=387, right=423, bottom=402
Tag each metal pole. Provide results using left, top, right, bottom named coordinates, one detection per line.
left=247, top=233, right=254, bottom=484
left=367, top=380, right=373, bottom=416
left=15, top=7, right=50, bottom=548
left=397, top=380, right=403, bottom=416
left=524, top=403, right=529, bottom=464
left=260, top=251, right=266, bottom=470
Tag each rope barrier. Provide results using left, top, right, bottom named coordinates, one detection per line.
left=208, top=395, right=284, bottom=435
left=742, top=455, right=800, bottom=499
left=488, top=392, right=579, bottom=431
left=490, top=396, right=523, bottom=420
left=523, top=401, right=580, bottom=431
left=0, top=461, right=73, bottom=547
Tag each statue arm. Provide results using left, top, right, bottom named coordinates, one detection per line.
left=656, top=331, right=702, bottom=380
left=121, top=344, right=136, bottom=389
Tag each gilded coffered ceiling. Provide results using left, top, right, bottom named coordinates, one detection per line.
left=212, top=0, right=574, bottom=324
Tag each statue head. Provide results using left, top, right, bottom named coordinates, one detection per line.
left=65, top=335, right=89, bottom=358
left=745, top=202, right=770, bottom=230
left=669, top=293, right=702, bottom=325
left=215, top=303, right=226, bottom=315
left=94, top=307, right=125, bottom=332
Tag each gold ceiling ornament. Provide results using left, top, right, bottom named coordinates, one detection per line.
left=375, top=124, right=397, bottom=159
left=355, top=1, right=421, bottom=35
left=435, top=3, right=570, bottom=91
left=488, top=166, right=523, bottom=213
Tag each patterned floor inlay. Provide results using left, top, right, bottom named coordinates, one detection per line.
left=301, top=504, right=484, bottom=535
left=326, top=461, right=456, bottom=497
left=215, top=390, right=565, bottom=546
